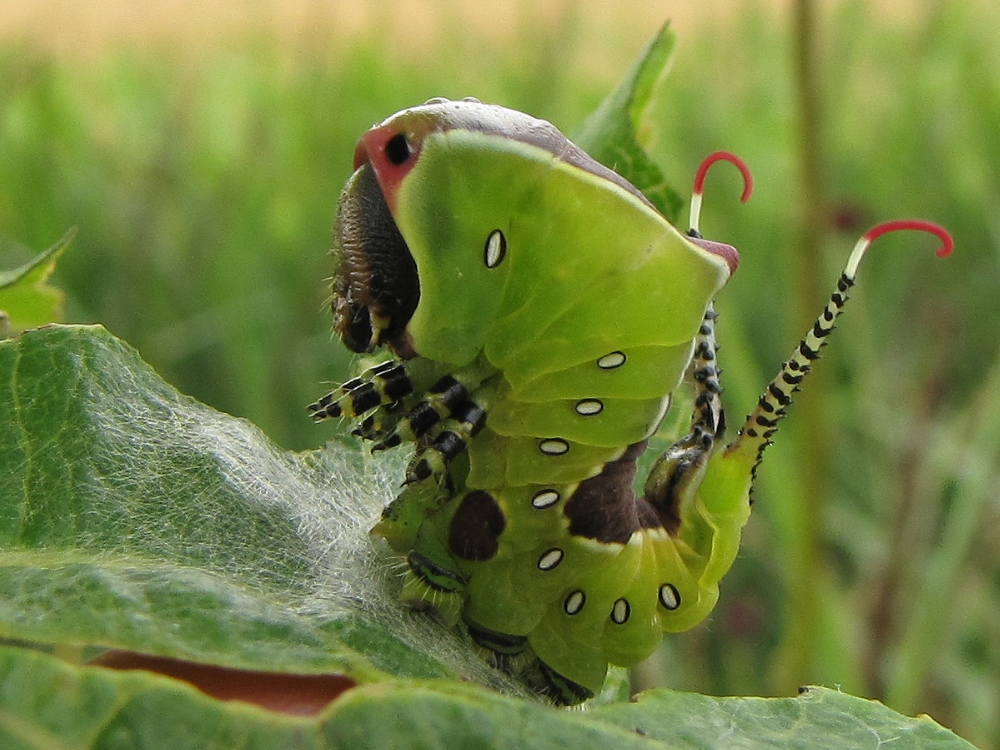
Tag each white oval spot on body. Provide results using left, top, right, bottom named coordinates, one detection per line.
left=597, top=351, right=626, bottom=369
left=659, top=583, right=681, bottom=611
left=484, top=229, right=507, bottom=269
left=537, top=548, right=564, bottom=571
left=424, top=96, right=450, bottom=105
left=611, top=598, right=631, bottom=624
left=574, top=399, right=604, bottom=416
left=564, top=590, right=586, bottom=615
left=539, top=438, right=569, bottom=456
left=531, top=489, right=560, bottom=509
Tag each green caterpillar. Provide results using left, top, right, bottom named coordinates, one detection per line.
left=309, top=98, right=952, bottom=704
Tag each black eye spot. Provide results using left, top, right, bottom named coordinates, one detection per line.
left=385, top=133, right=411, bottom=165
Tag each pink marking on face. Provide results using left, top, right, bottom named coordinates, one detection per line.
left=353, top=125, right=424, bottom=213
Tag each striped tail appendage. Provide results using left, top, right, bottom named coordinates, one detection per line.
left=729, top=219, right=954, bottom=485
left=656, top=219, right=954, bottom=617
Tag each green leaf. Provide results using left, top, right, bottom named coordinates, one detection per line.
left=593, top=687, right=979, bottom=750
left=0, top=323, right=522, bottom=694
left=0, top=324, right=980, bottom=749
left=0, top=647, right=978, bottom=749
left=572, top=24, right=684, bottom=223
left=0, top=229, right=75, bottom=335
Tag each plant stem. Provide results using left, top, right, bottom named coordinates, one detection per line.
left=773, top=0, right=828, bottom=692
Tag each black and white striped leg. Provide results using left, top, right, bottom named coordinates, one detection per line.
left=308, top=359, right=413, bottom=422
left=405, top=399, right=490, bottom=484
left=372, top=374, right=478, bottom=451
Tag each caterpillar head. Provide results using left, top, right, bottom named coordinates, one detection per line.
left=330, top=98, right=739, bottom=363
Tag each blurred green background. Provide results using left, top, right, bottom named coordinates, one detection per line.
left=1, top=1, right=998, bottom=747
